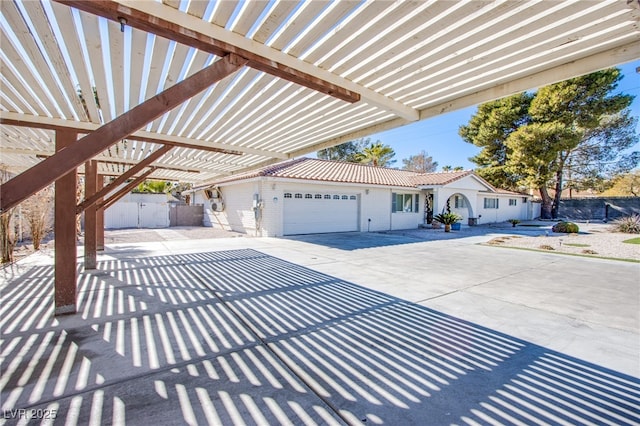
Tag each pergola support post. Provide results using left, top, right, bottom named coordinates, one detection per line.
left=84, top=160, right=98, bottom=269
left=97, top=174, right=105, bottom=251
left=54, top=130, right=78, bottom=316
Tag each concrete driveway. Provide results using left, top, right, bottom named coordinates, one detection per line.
left=1, top=231, right=638, bottom=425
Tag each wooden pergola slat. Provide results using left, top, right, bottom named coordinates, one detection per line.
left=0, top=54, right=246, bottom=213
left=55, top=0, right=361, bottom=104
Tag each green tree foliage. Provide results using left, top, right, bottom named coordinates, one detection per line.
left=317, top=138, right=367, bottom=162
left=441, top=165, right=464, bottom=172
left=460, top=68, right=638, bottom=219
left=402, top=150, right=438, bottom=173
left=134, top=180, right=173, bottom=193
left=317, top=138, right=396, bottom=167
left=359, top=141, right=396, bottom=167
left=459, top=93, right=533, bottom=189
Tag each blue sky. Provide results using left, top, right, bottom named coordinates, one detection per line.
left=368, top=60, right=640, bottom=170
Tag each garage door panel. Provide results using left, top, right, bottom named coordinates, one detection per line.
left=283, top=193, right=358, bottom=235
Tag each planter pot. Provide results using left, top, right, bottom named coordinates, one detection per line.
left=444, top=224, right=451, bottom=232
left=451, top=223, right=461, bottom=231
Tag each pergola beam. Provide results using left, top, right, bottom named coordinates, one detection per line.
left=0, top=111, right=286, bottom=159
left=98, top=168, right=157, bottom=211
left=55, top=0, right=362, bottom=105
left=77, top=145, right=172, bottom=214
left=0, top=54, right=246, bottom=213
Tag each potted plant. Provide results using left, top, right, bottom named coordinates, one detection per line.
left=433, top=212, right=462, bottom=232
left=508, top=219, right=521, bottom=227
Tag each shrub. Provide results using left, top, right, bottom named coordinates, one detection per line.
left=539, top=245, right=555, bottom=251
left=433, top=212, right=461, bottom=225
left=552, top=221, right=579, bottom=233
left=508, top=219, right=521, bottom=227
left=23, top=186, right=53, bottom=250
left=611, top=215, right=640, bottom=234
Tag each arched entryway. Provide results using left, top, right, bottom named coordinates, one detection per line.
left=445, top=193, right=474, bottom=223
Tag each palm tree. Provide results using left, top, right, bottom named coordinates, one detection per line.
left=359, top=142, right=396, bottom=167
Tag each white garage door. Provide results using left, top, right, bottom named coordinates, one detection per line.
left=283, top=192, right=359, bottom=235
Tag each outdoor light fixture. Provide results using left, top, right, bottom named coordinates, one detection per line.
left=118, top=17, right=127, bottom=32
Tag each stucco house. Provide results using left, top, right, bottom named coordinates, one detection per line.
left=192, top=158, right=539, bottom=236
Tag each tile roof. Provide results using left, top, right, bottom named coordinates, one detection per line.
left=411, top=170, right=474, bottom=186
left=209, top=158, right=483, bottom=189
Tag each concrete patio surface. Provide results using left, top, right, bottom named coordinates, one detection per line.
left=1, top=229, right=638, bottom=425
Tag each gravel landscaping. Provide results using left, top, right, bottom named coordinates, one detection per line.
left=484, top=231, right=640, bottom=261
left=389, top=220, right=640, bottom=261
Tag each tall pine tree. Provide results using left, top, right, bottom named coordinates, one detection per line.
left=460, top=68, right=638, bottom=219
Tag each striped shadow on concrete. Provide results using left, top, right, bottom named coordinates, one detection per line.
left=1, top=249, right=638, bottom=425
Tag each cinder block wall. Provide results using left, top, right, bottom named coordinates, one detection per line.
left=558, top=197, right=640, bottom=220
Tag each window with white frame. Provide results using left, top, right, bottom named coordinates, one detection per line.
left=509, top=198, right=517, bottom=206
left=484, top=198, right=499, bottom=209
left=454, top=196, right=466, bottom=208
left=392, top=193, right=419, bottom=213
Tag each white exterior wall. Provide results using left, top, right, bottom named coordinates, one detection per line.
left=225, top=181, right=260, bottom=235
left=105, top=202, right=139, bottom=228
left=434, top=188, right=478, bottom=222
left=361, top=187, right=393, bottom=232
left=195, top=174, right=540, bottom=235
left=475, top=193, right=532, bottom=224
left=390, top=188, right=423, bottom=230
left=257, top=179, right=281, bottom=237
left=200, top=178, right=425, bottom=236
left=104, top=193, right=170, bottom=229
left=197, top=182, right=259, bottom=234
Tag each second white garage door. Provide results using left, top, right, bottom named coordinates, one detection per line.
left=283, top=192, right=359, bottom=235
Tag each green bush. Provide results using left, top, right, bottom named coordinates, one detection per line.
left=433, top=212, right=461, bottom=225
left=552, top=221, right=579, bottom=233
left=612, top=215, right=640, bottom=234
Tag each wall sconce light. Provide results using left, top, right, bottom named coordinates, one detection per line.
left=365, top=189, right=369, bottom=195
left=273, top=197, right=278, bottom=203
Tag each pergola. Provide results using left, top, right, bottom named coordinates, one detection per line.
left=1, top=0, right=639, bottom=314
